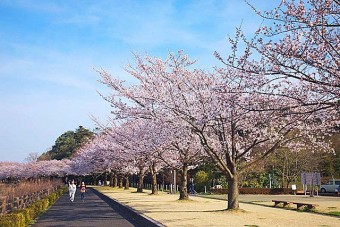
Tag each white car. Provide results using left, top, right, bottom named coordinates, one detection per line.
left=320, top=179, right=340, bottom=193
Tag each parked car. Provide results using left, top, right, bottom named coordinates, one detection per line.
left=320, top=179, right=340, bottom=193
left=335, top=186, right=340, bottom=193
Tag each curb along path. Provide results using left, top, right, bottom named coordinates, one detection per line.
left=32, top=188, right=140, bottom=227
left=91, top=188, right=164, bottom=227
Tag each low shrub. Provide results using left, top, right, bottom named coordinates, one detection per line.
left=47, top=193, right=57, bottom=204
left=211, top=188, right=292, bottom=194
left=0, top=212, right=26, bottom=227
left=22, top=208, right=35, bottom=224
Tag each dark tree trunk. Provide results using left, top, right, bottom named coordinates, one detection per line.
left=137, top=172, right=145, bottom=193
left=92, top=174, right=98, bottom=185
left=124, top=176, right=130, bottom=189
left=113, top=173, right=118, bottom=188
left=119, top=176, right=123, bottom=188
left=227, top=173, right=239, bottom=210
left=108, top=172, right=114, bottom=187
left=104, top=173, right=108, bottom=186
left=78, top=176, right=82, bottom=186
left=226, top=122, right=240, bottom=210
left=179, top=163, right=189, bottom=200
left=150, top=163, right=158, bottom=195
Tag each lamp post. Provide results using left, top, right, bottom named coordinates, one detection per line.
left=173, top=169, right=176, bottom=193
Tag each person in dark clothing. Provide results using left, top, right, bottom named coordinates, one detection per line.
left=80, top=182, right=86, bottom=201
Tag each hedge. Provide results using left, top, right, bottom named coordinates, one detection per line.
left=211, top=188, right=292, bottom=194
left=0, top=186, right=67, bottom=227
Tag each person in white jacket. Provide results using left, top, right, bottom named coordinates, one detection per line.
left=68, top=180, right=77, bottom=202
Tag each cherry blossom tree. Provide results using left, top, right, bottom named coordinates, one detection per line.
left=98, top=66, right=207, bottom=199
left=98, top=50, right=332, bottom=210
left=0, top=162, right=26, bottom=181
left=26, top=159, right=72, bottom=179
left=103, top=119, right=164, bottom=194
left=71, top=133, right=118, bottom=185
left=212, top=0, right=339, bottom=206
left=153, top=120, right=206, bottom=199
left=0, top=160, right=72, bottom=182
left=216, top=0, right=339, bottom=110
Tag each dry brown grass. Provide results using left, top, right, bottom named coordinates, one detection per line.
left=0, top=179, right=62, bottom=199
left=95, top=187, right=340, bottom=227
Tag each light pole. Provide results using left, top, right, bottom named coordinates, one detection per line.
left=173, top=169, right=176, bottom=193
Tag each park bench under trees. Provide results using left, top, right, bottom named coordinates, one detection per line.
left=272, top=200, right=318, bottom=210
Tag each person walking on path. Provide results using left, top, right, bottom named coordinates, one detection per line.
left=80, top=182, right=86, bottom=201
left=68, top=180, right=76, bottom=202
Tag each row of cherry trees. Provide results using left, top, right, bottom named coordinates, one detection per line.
left=2, top=1, right=338, bottom=211
left=0, top=160, right=73, bottom=180
left=87, top=0, right=338, bottom=210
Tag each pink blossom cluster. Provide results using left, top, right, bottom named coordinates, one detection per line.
left=0, top=159, right=72, bottom=180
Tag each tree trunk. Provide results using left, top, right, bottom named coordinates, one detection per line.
left=92, top=174, right=98, bottom=185
left=78, top=176, right=82, bottom=185
left=119, top=176, right=123, bottom=188
left=226, top=121, right=239, bottom=210
left=137, top=167, right=145, bottom=192
left=124, top=176, right=130, bottom=189
left=104, top=173, right=108, bottom=186
left=150, top=163, right=158, bottom=195
left=179, top=163, right=189, bottom=200
left=227, top=174, right=239, bottom=210
left=108, top=172, right=114, bottom=187
left=113, top=173, right=118, bottom=188
left=282, top=153, right=287, bottom=188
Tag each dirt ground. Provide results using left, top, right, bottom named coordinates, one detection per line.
left=201, top=193, right=340, bottom=214
left=96, top=187, right=340, bottom=227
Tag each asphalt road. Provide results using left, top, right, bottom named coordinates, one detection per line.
left=32, top=188, right=135, bottom=227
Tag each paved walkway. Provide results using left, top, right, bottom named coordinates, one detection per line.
left=32, top=188, right=135, bottom=227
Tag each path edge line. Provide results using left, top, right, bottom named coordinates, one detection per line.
left=91, top=188, right=165, bottom=227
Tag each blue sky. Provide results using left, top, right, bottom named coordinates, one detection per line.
left=0, top=0, right=279, bottom=162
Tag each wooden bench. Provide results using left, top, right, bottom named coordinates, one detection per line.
left=272, top=200, right=318, bottom=210
left=293, top=202, right=318, bottom=210
left=272, top=200, right=293, bottom=207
